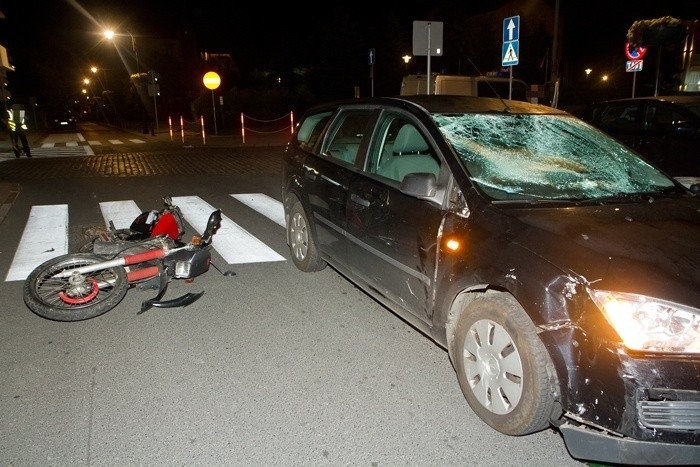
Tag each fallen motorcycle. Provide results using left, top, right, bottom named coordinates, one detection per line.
left=78, top=195, right=185, bottom=253
left=23, top=205, right=223, bottom=322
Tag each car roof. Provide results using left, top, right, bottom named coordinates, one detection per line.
left=589, top=94, right=700, bottom=106
left=304, top=95, right=569, bottom=117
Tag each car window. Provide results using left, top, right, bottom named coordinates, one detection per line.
left=598, top=103, right=639, bottom=131
left=321, top=110, right=373, bottom=165
left=296, top=111, right=333, bottom=151
left=365, top=113, right=440, bottom=183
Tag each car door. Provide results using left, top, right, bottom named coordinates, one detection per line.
left=301, top=108, right=375, bottom=266
left=346, top=111, right=446, bottom=321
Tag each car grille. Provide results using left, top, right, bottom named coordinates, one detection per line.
left=637, top=388, right=700, bottom=430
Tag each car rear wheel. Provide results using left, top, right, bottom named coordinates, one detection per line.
left=287, top=200, right=326, bottom=272
left=452, top=293, right=558, bottom=436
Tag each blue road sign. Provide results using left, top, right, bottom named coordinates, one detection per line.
left=503, top=16, right=520, bottom=43
left=502, top=41, right=519, bottom=66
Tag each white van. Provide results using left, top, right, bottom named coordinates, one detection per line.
left=400, top=74, right=528, bottom=101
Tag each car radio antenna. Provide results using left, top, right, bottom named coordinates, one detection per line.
left=467, top=58, right=511, bottom=113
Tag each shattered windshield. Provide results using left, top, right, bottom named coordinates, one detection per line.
left=433, top=113, right=675, bottom=201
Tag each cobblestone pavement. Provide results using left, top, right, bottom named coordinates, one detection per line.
left=0, top=146, right=285, bottom=181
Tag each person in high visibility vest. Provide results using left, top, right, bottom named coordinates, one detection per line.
left=4, top=110, right=31, bottom=158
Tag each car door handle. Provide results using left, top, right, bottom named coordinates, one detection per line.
left=350, top=193, right=370, bottom=207
left=304, top=168, right=318, bottom=181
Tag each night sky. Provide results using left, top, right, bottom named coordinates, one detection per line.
left=1, top=0, right=698, bottom=106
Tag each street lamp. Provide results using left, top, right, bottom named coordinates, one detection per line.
left=104, top=29, right=139, bottom=74
left=402, top=55, right=411, bottom=74
left=585, top=68, right=592, bottom=79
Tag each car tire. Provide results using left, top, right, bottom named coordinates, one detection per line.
left=452, top=293, right=557, bottom=436
left=287, top=200, right=326, bottom=272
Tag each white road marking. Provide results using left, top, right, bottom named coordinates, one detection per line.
left=5, top=205, right=69, bottom=282
left=129, top=139, right=146, bottom=144
left=41, top=143, right=55, bottom=148
left=108, top=140, right=124, bottom=144
left=99, top=200, right=142, bottom=230
left=66, top=142, right=78, bottom=147
left=173, top=195, right=285, bottom=264
left=88, top=141, right=102, bottom=145
left=230, top=193, right=285, bottom=227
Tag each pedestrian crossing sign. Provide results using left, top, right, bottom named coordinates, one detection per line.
left=502, top=41, right=519, bottom=66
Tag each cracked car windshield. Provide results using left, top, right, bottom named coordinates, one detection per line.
left=435, top=114, right=675, bottom=201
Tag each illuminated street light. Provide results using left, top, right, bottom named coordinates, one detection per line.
left=103, top=29, right=139, bottom=74
left=402, top=55, right=411, bottom=74
left=602, top=75, right=609, bottom=82
left=585, top=68, right=592, bottom=79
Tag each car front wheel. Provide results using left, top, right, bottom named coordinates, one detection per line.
left=452, top=293, right=558, bottom=436
left=287, top=200, right=326, bottom=272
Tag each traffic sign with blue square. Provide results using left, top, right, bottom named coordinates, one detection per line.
left=502, top=41, right=519, bottom=66
left=503, top=16, right=520, bottom=43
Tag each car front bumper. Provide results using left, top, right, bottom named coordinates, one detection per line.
left=560, top=420, right=700, bottom=465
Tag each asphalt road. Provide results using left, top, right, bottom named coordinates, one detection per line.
left=0, top=131, right=586, bottom=466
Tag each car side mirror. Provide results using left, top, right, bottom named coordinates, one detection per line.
left=399, top=172, right=437, bottom=198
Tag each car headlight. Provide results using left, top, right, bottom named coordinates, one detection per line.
left=590, top=290, right=700, bottom=354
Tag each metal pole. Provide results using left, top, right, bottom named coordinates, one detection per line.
left=152, top=71, right=159, bottom=132
left=426, top=22, right=432, bottom=94
left=509, top=66, right=513, bottom=100
left=211, top=90, right=218, bottom=135
left=128, top=32, right=139, bottom=74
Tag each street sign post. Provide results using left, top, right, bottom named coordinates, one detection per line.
left=502, top=15, right=520, bottom=100
left=412, top=21, right=444, bottom=94
left=624, top=43, right=646, bottom=99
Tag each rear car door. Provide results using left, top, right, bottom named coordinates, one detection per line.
left=346, top=111, right=447, bottom=321
left=301, top=108, right=375, bottom=265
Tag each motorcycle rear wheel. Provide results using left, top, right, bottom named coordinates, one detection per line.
left=24, top=253, right=129, bottom=322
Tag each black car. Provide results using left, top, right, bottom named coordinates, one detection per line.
left=282, top=95, right=700, bottom=465
left=581, top=95, right=700, bottom=178
left=49, top=110, right=78, bottom=131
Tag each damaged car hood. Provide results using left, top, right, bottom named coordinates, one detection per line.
left=506, top=198, right=700, bottom=305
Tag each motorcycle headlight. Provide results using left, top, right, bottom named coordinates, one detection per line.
left=590, top=290, right=700, bottom=354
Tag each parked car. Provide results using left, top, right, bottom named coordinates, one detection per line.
left=49, top=110, right=78, bottom=131
left=581, top=95, right=700, bottom=178
left=282, top=95, right=700, bottom=465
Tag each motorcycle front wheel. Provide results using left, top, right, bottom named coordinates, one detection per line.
left=24, top=253, right=129, bottom=322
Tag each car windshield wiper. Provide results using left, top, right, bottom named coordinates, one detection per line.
left=491, top=198, right=579, bottom=205
left=581, top=187, right=682, bottom=204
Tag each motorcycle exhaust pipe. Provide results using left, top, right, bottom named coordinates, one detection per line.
left=52, top=249, right=166, bottom=279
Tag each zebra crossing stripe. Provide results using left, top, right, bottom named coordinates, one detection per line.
left=109, top=140, right=123, bottom=145
left=129, top=139, right=146, bottom=144
left=230, top=193, right=285, bottom=227
left=99, top=200, right=142, bottom=229
left=5, top=205, right=69, bottom=282
left=172, top=195, right=285, bottom=264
